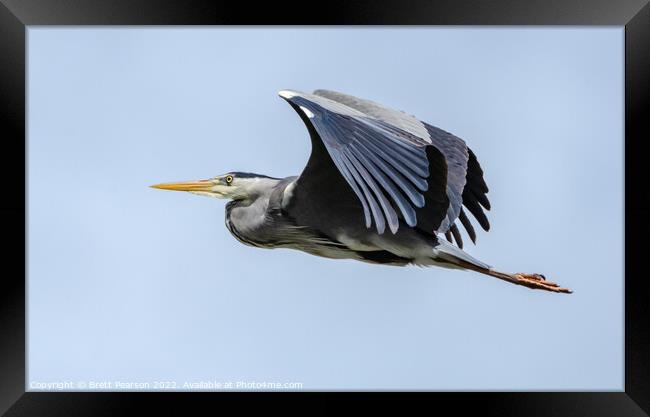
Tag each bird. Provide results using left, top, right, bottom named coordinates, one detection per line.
left=151, top=89, right=571, bottom=294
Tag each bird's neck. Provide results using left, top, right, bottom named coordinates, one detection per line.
left=224, top=197, right=268, bottom=247
left=224, top=179, right=284, bottom=247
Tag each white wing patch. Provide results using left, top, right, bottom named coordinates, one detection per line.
left=278, top=90, right=298, bottom=99
left=299, top=106, right=315, bottom=118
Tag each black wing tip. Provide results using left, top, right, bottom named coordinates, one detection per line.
left=445, top=225, right=464, bottom=249
left=478, top=193, right=491, bottom=211
left=458, top=209, right=477, bottom=244
left=463, top=199, right=490, bottom=232
left=478, top=217, right=490, bottom=231
left=450, top=224, right=463, bottom=249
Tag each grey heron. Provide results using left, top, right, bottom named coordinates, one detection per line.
left=152, top=89, right=571, bottom=294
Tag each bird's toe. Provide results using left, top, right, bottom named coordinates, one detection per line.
left=512, top=273, right=571, bottom=293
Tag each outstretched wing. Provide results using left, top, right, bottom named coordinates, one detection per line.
left=280, top=91, right=449, bottom=234
left=312, top=89, right=490, bottom=248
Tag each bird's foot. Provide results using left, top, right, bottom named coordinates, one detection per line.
left=511, top=272, right=572, bottom=294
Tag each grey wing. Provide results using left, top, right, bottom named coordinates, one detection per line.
left=313, top=89, right=490, bottom=248
left=279, top=89, right=448, bottom=235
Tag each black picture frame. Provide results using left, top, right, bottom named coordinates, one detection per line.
left=2, top=0, right=648, bottom=415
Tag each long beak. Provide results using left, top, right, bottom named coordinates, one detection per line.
left=150, top=179, right=214, bottom=192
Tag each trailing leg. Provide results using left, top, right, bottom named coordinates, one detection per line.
left=481, top=268, right=572, bottom=293
left=434, top=240, right=572, bottom=294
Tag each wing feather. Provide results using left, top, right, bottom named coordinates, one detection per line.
left=353, top=140, right=425, bottom=207
left=280, top=90, right=431, bottom=234
left=348, top=143, right=418, bottom=227
left=282, top=89, right=491, bottom=243
left=342, top=148, right=398, bottom=233
left=458, top=209, right=477, bottom=244
left=357, top=135, right=429, bottom=191
left=331, top=152, right=372, bottom=228
left=450, top=224, right=463, bottom=249
left=313, top=89, right=491, bottom=245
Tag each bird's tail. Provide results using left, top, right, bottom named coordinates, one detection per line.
left=434, top=240, right=572, bottom=294
left=435, top=239, right=492, bottom=270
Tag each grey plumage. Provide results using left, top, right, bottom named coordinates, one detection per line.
left=152, top=89, right=572, bottom=293
left=219, top=89, right=491, bottom=268
left=282, top=89, right=489, bottom=240
left=312, top=89, right=487, bottom=237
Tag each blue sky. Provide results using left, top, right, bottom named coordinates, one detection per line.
left=27, top=27, right=623, bottom=390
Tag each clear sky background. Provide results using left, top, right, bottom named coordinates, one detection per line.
left=27, top=27, right=623, bottom=391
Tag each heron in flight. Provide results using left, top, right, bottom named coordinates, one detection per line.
left=152, top=90, right=571, bottom=294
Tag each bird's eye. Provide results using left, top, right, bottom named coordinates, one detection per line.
left=225, top=175, right=234, bottom=185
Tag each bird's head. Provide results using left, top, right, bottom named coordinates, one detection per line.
left=151, top=172, right=277, bottom=201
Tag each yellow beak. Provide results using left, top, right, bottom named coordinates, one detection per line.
left=150, top=179, right=214, bottom=192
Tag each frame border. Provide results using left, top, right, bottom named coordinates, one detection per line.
left=2, top=0, right=648, bottom=415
